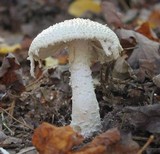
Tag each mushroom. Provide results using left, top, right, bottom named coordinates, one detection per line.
left=28, top=18, right=123, bottom=137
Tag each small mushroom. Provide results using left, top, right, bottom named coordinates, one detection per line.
left=28, top=18, right=123, bottom=137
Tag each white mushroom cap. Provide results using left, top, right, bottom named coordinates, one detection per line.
left=28, top=18, right=122, bottom=77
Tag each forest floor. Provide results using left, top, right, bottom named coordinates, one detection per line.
left=0, top=0, right=160, bottom=154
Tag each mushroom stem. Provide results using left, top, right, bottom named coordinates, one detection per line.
left=69, top=40, right=101, bottom=137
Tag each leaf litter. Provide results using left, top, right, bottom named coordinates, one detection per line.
left=32, top=122, right=139, bottom=154
left=0, top=0, right=160, bottom=153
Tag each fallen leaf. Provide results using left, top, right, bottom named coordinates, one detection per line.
left=111, top=132, right=140, bottom=154
left=32, top=122, right=83, bottom=154
left=0, top=53, right=25, bottom=93
left=136, top=22, right=159, bottom=42
left=74, top=128, right=139, bottom=154
left=32, top=123, right=139, bottom=154
left=73, top=145, right=105, bottom=154
left=44, top=57, right=58, bottom=69
left=101, top=1, right=123, bottom=28
left=112, top=55, right=135, bottom=80
left=68, top=0, right=101, bottom=17
left=116, top=29, right=160, bottom=76
left=89, top=128, right=120, bottom=147
left=0, top=43, right=21, bottom=54
left=124, top=104, right=160, bottom=133
left=45, top=55, right=68, bottom=68
left=136, top=59, right=156, bottom=82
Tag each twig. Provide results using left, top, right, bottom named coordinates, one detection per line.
left=17, top=147, right=36, bottom=154
left=1, top=112, right=14, bottom=135
left=26, top=74, right=44, bottom=92
left=0, top=107, right=33, bottom=130
left=120, top=113, right=126, bottom=129
left=123, top=46, right=138, bottom=50
left=133, top=136, right=148, bottom=141
left=9, top=100, right=15, bottom=121
left=149, top=89, right=155, bottom=105
left=137, top=135, right=154, bottom=154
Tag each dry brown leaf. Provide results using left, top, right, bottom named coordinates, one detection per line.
left=72, top=145, right=105, bottom=154
left=136, top=22, right=159, bottom=42
left=32, top=124, right=139, bottom=154
left=90, top=128, right=120, bottom=147
left=75, top=128, right=139, bottom=154
left=136, top=59, right=156, bottom=82
left=112, top=55, right=134, bottom=80
left=71, top=128, right=120, bottom=154
left=32, top=122, right=84, bottom=154
left=109, top=133, right=140, bottom=154
left=0, top=53, right=25, bottom=93
left=116, top=29, right=160, bottom=76
left=125, top=104, right=160, bottom=134
left=101, top=1, right=123, bottom=28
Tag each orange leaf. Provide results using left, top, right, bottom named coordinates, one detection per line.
left=136, top=22, right=159, bottom=42
left=32, top=123, right=139, bottom=154
left=85, top=128, right=120, bottom=150
left=32, top=122, right=83, bottom=154
left=72, top=145, right=105, bottom=154
left=73, top=128, right=120, bottom=154
left=74, top=128, right=139, bottom=154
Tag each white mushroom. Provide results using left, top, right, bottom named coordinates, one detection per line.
left=28, top=18, right=123, bottom=137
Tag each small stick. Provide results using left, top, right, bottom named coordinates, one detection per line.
left=1, top=112, right=14, bottom=135
left=0, top=107, right=33, bottom=130
left=123, top=46, right=138, bottom=50
left=137, top=135, right=154, bottom=154
left=17, top=147, right=36, bottom=154
left=26, top=74, right=44, bottom=91
left=9, top=100, right=15, bottom=121
left=133, top=136, right=148, bottom=142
